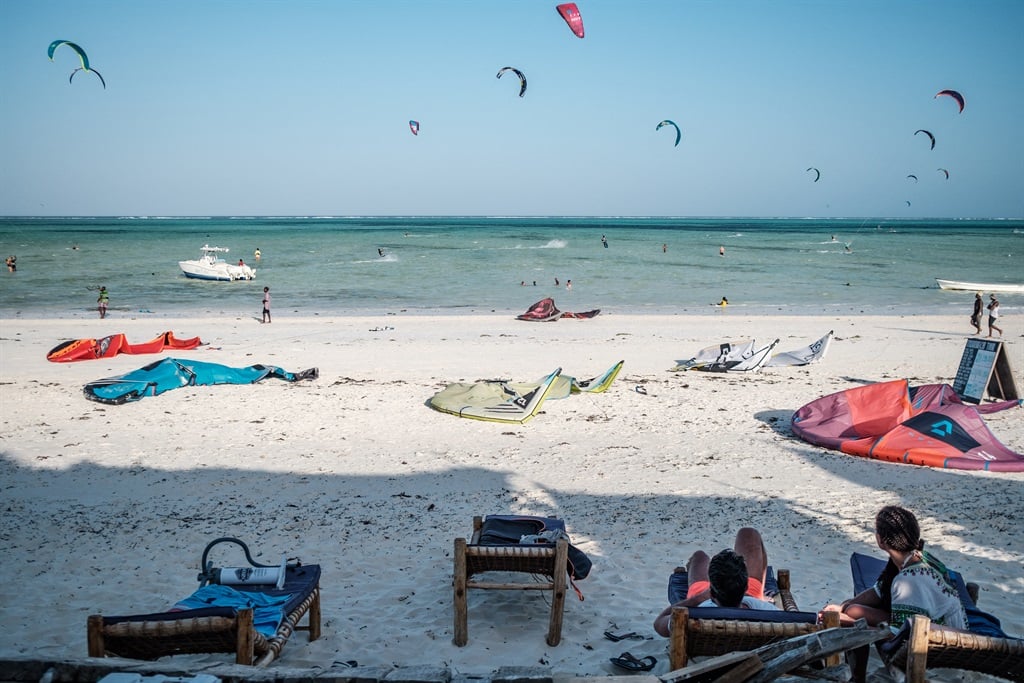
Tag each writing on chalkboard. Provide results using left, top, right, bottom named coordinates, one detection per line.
left=952, top=338, right=1018, bottom=403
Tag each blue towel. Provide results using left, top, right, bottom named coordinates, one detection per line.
left=173, top=584, right=294, bottom=637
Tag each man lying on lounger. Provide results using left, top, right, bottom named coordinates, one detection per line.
left=654, top=527, right=778, bottom=636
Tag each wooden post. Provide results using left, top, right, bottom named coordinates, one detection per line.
left=905, top=614, right=930, bottom=683
left=235, top=608, right=255, bottom=665
left=777, top=568, right=790, bottom=592
left=308, top=588, right=322, bottom=641
left=86, top=615, right=105, bottom=658
left=453, top=537, right=469, bottom=646
left=546, top=538, right=568, bottom=646
left=669, top=606, right=689, bottom=670
left=821, top=609, right=842, bottom=667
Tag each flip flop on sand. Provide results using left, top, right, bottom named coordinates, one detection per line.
left=604, top=630, right=645, bottom=642
left=610, top=652, right=657, bottom=672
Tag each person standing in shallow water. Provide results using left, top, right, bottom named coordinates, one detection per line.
left=262, top=286, right=271, bottom=324
left=97, top=286, right=109, bottom=319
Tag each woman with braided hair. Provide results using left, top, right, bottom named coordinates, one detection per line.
left=822, top=505, right=968, bottom=681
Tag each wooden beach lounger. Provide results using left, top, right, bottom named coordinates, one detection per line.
left=852, top=552, right=1024, bottom=682
left=666, top=567, right=843, bottom=670
left=87, top=539, right=321, bottom=667
left=453, top=515, right=587, bottom=647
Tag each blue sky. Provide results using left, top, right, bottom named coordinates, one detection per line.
left=2, top=0, right=1022, bottom=217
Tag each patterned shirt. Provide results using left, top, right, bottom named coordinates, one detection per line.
left=877, top=550, right=967, bottom=632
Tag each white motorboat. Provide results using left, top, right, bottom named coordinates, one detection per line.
left=936, top=279, right=1024, bottom=293
left=179, top=245, right=256, bottom=281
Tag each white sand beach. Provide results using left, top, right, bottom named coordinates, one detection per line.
left=0, top=313, right=1021, bottom=680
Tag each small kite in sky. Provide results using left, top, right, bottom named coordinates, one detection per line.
left=937, top=168, right=950, bottom=179
left=806, top=167, right=821, bottom=182
left=409, top=120, right=420, bottom=136
left=656, top=120, right=681, bottom=147
left=914, top=129, right=935, bottom=149
left=556, top=3, right=585, bottom=38
left=48, top=39, right=105, bottom=89
left=935, top=89, right=965, bottom=113
left=907, top=174, right=918, bottom=183
left=496, top=67, right=527, bottom=97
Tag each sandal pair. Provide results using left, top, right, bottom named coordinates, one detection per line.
left=610, top=651, right=657, bottom=672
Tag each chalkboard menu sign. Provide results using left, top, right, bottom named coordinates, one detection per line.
left=952, top=338, right=1018, bottom=403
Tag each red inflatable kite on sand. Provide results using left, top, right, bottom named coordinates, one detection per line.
left=517, top=298, right=599, bottom=321
left=792, top=379, right=1023, bottom=472
left=47, top=331, right=203, bottom=362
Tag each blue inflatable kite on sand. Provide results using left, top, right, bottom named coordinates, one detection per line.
left=84, top=357, right=318, bottom=405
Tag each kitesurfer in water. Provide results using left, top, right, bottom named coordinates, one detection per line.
left=97, top=286, right=109, bottom=319
left=654, top=527, right=778, bottom=636
left=971, top=292, right=983, bottom=335
left=378, top=248, right=385, bottom=257
left=262, top=286, right=272, bottom=324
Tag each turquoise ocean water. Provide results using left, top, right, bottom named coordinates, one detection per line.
left=0, top=217, right=1021, bottom=319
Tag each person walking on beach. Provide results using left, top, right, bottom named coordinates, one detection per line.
left=262, top=286, right=272, bottom=324
left=987, top=294, right=1002, bottom=337
left=971, top=292, right=983, bottom=335
left=97, top=286, right=109, bottom=319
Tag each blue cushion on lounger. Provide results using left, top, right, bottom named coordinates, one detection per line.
left=664, top=567, right=812, bottom=623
